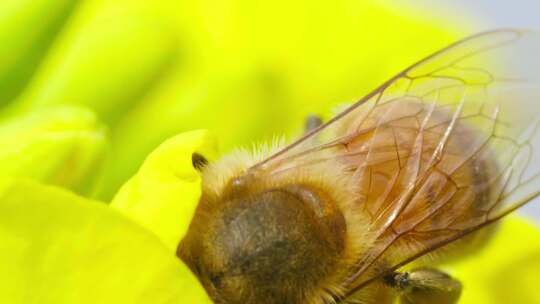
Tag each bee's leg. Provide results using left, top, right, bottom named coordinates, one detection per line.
left=304, top=115, right=323, bottom=134
left=385, top=268, right=462, bottom=304
left=192, top=152, right=209, bottom=171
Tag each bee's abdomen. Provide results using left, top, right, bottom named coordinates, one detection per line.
left=339, top=100, right=500, bottom=261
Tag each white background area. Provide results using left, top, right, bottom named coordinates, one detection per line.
left=402, top=0, right=540, bottom=30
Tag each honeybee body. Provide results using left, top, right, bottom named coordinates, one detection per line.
left=178, top=29, right=540, bottom=304
left=179, top=100, right=497, bottom=304
left=340, top=100, right=499, bottom=261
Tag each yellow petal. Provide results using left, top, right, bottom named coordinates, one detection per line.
left=0, top=106, right=107, bottom=196
left=0, top=178, right=211, bottom=304
left=450, top=216, right=540, bottom=304
left=112, top=130, right=216, bottom=251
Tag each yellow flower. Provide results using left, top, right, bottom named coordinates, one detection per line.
left=0, top=106, right=107, bottom=195
left=111, top=130, right=217, bottom=251
left=452, top=217, right=540, bottom=304
left=0, top=131, right=212, bottom=303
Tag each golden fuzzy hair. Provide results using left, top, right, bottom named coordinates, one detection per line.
left=198, top=142, right=377, bottom=303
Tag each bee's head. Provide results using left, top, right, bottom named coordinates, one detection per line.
left=178, top=179, right=348, bottom=304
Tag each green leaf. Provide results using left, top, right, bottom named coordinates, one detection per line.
left=0, top=178, right=211, bottom=304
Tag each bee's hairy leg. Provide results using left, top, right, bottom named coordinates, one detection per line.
left=304, top=114, right=323, bottom=134
left=384, top=268, right=462, bottom=304
left=192, top=152, right=209, bottom=171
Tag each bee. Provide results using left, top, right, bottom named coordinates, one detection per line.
left=178, top=29, right=540, bottom=304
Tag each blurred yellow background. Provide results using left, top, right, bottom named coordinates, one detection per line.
left=0, top=0, right=464, bottom=199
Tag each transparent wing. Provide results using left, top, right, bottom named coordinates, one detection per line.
left=248, top=29, right=540, bottom=298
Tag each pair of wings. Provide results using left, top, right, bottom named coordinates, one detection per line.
left=248, top=29, right=540, bottom=299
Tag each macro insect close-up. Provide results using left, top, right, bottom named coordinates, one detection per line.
left=178, top=29, right=540, bottom=304
left=3, top=1, right=540, bottom=304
